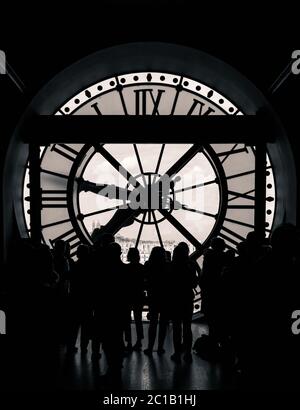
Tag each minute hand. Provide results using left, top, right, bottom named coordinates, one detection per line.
left=77, top=178, right=132, bottom=201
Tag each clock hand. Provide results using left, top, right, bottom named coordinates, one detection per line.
left=77, top=178, right=145, bottom=232
left=78, top=176, right=184, bottom=211
left=97, top=207, right=141, bottom=235
left=85, top=170, right=188, bottom=238
left=76, top=177, right=132, bottom=201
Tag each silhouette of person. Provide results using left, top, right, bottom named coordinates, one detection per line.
left=144, top=246, right=170, bottom=356
left=177, top=241, right=202, bottom=284
left=200, top=237, right=226, bottom=347
left=124, top=247, right=146, bottom=352
left=97, top=242, right=127, bottom=384
left=239, top=224, right=300, bottom=389
left=90, top=232, right=116, bottom=361
left=8, top=241, right=60, bottom=390
left=65, top=241, right=76, bottom=275
left=224, top=249, right=236, bottom=268
left=66, top=244, right=93, bottom=355
left=170, top=242, right=198, bottom=363
left=245, top=230, right=271, bottom=263
left=52, top=240, right=70, bottom=344
left=165, top=250, right=172, bottom=263
left=218, top=248, right=238, bottom=361
left=52, top=240, right=70, bottom=290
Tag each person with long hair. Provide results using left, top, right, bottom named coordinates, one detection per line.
left=170, top=242, right=198, bottom=363
left=144, top=247, right=170, bottom=356
left=124, top=247, right=146, bottom=351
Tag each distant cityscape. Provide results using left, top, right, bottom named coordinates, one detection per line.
left=90, top=220, right=196, bottom=263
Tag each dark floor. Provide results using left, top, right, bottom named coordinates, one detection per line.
left=57, top=322, right=237, bottom=391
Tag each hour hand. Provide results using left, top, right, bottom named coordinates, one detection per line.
left=76, top=177, right=131, bottom=201
left=77, top=177, right=105, bottom=193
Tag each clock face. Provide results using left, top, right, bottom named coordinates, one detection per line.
left=23, top=71, right=275, bottom=262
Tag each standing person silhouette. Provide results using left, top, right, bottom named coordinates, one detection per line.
left=52, top=240, right=70, bottom=291
left=200, top=237, right=226, bottom=348
left=124, top=248, right=146, bottom=352
left=144, top=247, right=170, bottom=356
left=52, top=240, right=70, bottom=344
left=240, top=224, right=300, bottom=389
left=67, top=244, right=93, bottom=355
left=170, top=242, right=198, bottom=363
left=98, top=242, right=127, bottom=384
left=90, top=233, right=115, bottom=361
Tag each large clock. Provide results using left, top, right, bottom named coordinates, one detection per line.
left=4, top=43, right=296, bottom=314
left=23, top=74, right=275, bottom=252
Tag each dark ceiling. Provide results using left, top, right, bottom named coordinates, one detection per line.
left=1, top=3, right=298, bottom=95
left=0, top=2, right=299, bottom=157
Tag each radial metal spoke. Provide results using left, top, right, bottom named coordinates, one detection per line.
left=181, top=204, right=217, bottom=219
left=133, top=144, right=147, bottom=186
left=151, top=144, right=203, bottom=195
left=82, top=204, right=124, bottom=219
left=155, top=144, right=165, bottom=174
left=174, top=179, right=217, bottom=194
left=94, top=143, right=140, bottom=188
left=136, top=212, right=146, bottom=248
left=164, top=144, right=202, bottom=177
left=152, top=211, right=163, bottom=247
left=159, top=209, right=203, bottom=250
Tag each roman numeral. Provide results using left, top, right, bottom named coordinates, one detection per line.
left=49, top=228, right=81, bottom=252
left=217, top=144, right=249, bottom=164
left=50, top=144, right=79, bottom=162
left=224, top=218, right=270, bottom=234
left=91, top=102, right=102, bottom=115
left=170, top=89, right=180, bottom=115
left=41, top=169, right=68, bottom=179
left=187, top=99, right=215, bottom=115
left=224, top=217, right=255, bottom=229
left=228, top=189, right=255, bottom=202
left=228, top=189, right=255, bottom=209
left=226, top=169, right=255, bottom=181
left=116, top=78, right=129, bottom=115
left=219, top=226, right=246, bottom=247
left=41, top=218, right=71, bottom=229
left=41, top=190, right=67, bottom=208
left=227, top=204, right=255, bottom=209
left=134, top=89, right=165, bottom=115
